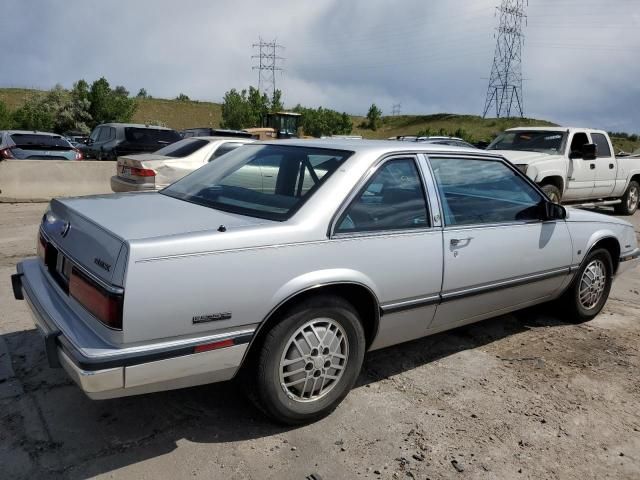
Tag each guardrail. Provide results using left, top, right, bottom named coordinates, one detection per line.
left=0, top=160, right=114, bottom=202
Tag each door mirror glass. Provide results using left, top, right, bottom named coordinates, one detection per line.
left=542, top=201, right=566, bottom=220
left=581, top=143, right=597, bottom=160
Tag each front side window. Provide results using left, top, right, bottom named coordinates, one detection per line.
left=162, top=145, right=352, bottom=221
left=591, top=133, right=612, bottom=158
left=336, top=158, right=429, bottom=233
left=430, top=158, right=543, bottom=226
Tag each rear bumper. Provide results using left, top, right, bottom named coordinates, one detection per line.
left=110, top=176, right=156, bottom=193
left=617, top=248, right=640, bottom=276
left=12, top=259, right=253, bottom=399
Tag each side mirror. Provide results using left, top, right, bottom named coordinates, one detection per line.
left=581, top=143, right=597, bottom=160
left=542, top=201, right=566, bottom=221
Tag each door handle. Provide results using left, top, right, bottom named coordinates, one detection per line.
left=590, top=164, right=596, bottom=170
left=609, top=164, right=614, bottom=169
left=450, top=237, right=473, bottom=247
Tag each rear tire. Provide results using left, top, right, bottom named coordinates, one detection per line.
left=559, top=248, right=613, bottom=323
left=247, top=295, right=365, bottom=425
left=541, top=184, right=562, bottom=204
left=614, top=180, right=639, bottom=215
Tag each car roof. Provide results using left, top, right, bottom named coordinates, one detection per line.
left=2, top=130, right=63, bottom=136
left=505, top=126, right=606, bottom=133
left=186, top=136, right=254, bottom=142
left=260, top=138, right=501, bottom=158
left=97, top=123, right=175, bottom=130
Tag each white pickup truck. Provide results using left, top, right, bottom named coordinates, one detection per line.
left=487, top=127, right=640, bottom=215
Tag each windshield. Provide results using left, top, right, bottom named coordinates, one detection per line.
left=162, top=144, right=353, bottom=221
left=155, top=138, right=209, bottom=157
left=487, top=130, right=567, bottom=155
left=10, top=134, right=72, bottom=149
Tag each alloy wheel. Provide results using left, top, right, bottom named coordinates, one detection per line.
left=578, top=259, right=607, bottom=310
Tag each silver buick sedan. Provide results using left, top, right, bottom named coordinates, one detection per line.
left=12, top=140, right=639, bottom=424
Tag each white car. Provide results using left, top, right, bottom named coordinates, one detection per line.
left=110, top=136, right=254, bottom=192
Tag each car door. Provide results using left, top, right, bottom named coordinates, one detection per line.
left=427, top=155, right=572, bottom=332
left=331, top=155, right=444, bottom=350
left=564, top=131, right=596, bottom=200
left=590, top=132, right=617, bottom=198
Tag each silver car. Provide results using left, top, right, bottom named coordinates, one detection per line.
left=12, top=140, right=639, bottom=424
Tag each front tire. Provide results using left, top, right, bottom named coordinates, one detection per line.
left=249, top=295, right=365, bottom=425
left=560, top=248, right=613, bottom=323
left=614, top=180, right=639, bottom=215
left=541, top=184, right=562, bottom=204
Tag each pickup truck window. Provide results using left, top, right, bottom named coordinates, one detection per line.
left=162, top=144, right=352, bottom=221
left=488, top=131, right=566, bottom=155
left=591, top=133, right=612, bottom=158
left=431, top=158, right=542, bottom=226
left=336, top=158, right=429, bottom=233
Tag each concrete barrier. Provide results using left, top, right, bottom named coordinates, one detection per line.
left=0, top=160, right=115, bottom=202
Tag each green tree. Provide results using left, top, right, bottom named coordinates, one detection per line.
left=176, top=93, right=190, bottom=101
left=221, top=88, right=253, bottom=129
left=136, top=88, right=149, bottom=99
left=247, top=86, right=269, bottom=126
left=271, top=89, right=284, bottom=112
left=293, top=105, right=353, bottom=137
left=366, top=103, right=382, bottom=130
left=55, top=81, right=93, bottom=133
left=12, top=92, right=55, bottom=131
left=88, top=77, right=137, bottom=126
left=0, top=100, right=12, bottom=129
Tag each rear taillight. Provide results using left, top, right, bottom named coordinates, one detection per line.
left=73, top=148, right=83, bottom=160
left=0, top=147, right=14, bottom=159
left=37, top=233, right=46, bottom=260
left=131, top=167, right=155, bottom=177
left=69, top=268, right=123, bottom=330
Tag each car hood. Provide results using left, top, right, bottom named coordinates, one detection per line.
left=489, top=150, right=563, bottom=165
left=564, top=207, right=633, bottom=228
left=55, top=192, right=271, bottom=241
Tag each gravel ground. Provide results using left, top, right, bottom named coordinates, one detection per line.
left=1, top=202, right=639, bottom=480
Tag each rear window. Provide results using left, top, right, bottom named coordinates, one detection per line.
left=155, top=138, right=209, bottom=157
left=10, top=134, right=72, bottom=149
left=124, top=128, right=181, bottom=145
left=162, top=144, right=352, bottom=221
left=591, top=133, right=612, bottom=158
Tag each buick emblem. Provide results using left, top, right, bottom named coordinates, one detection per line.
left=60, top=221, right=70, bottom=238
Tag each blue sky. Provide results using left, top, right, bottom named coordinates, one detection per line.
left=2, top=0, right=639, bottom=132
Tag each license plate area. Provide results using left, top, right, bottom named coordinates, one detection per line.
left=44, top=243, right=72, bottom=293
left=119, top=165, right=132, bottom=177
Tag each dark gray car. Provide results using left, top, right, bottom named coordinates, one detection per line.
left=0, top=131, right=82, bottom=160
left=83, top=123, right=181, bottom=160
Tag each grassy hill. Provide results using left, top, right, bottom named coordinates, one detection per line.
left=1, top=87, right=638, bottom=152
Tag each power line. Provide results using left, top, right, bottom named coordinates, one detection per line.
left=252, top=38, right=285, bottom=98
left=392, top=103, right=402, bottom=116
left=482, top=0, right=528, bottom=119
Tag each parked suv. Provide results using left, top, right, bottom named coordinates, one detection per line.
left=83, top=123, right=181, bottom=160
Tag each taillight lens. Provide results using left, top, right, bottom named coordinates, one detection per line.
left=131, top=167, right=155, bottom=177
left=0, top=147, right=14, bottom=159
left=69, top=268, right=123, bottom=330
left=73, top=148, right=83, bottom=160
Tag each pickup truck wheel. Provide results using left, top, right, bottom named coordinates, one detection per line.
left=561, top=248, right=612, bottom=323
left=249, top=295, right=365, bottom=425
left=614, top=181, right=639, bottom=215
left=541, top=184, right=562, bottom=204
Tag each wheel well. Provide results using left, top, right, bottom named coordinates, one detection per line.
left=590, top=237, right=621, bottom=274
left=239, top=283, right=380, bottom=371
left=630, top=174, right=640, bottom=187
left=539, top=176, right=564, bottom=194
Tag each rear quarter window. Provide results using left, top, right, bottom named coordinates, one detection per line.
left=124, top=128, right=181, bottom=145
